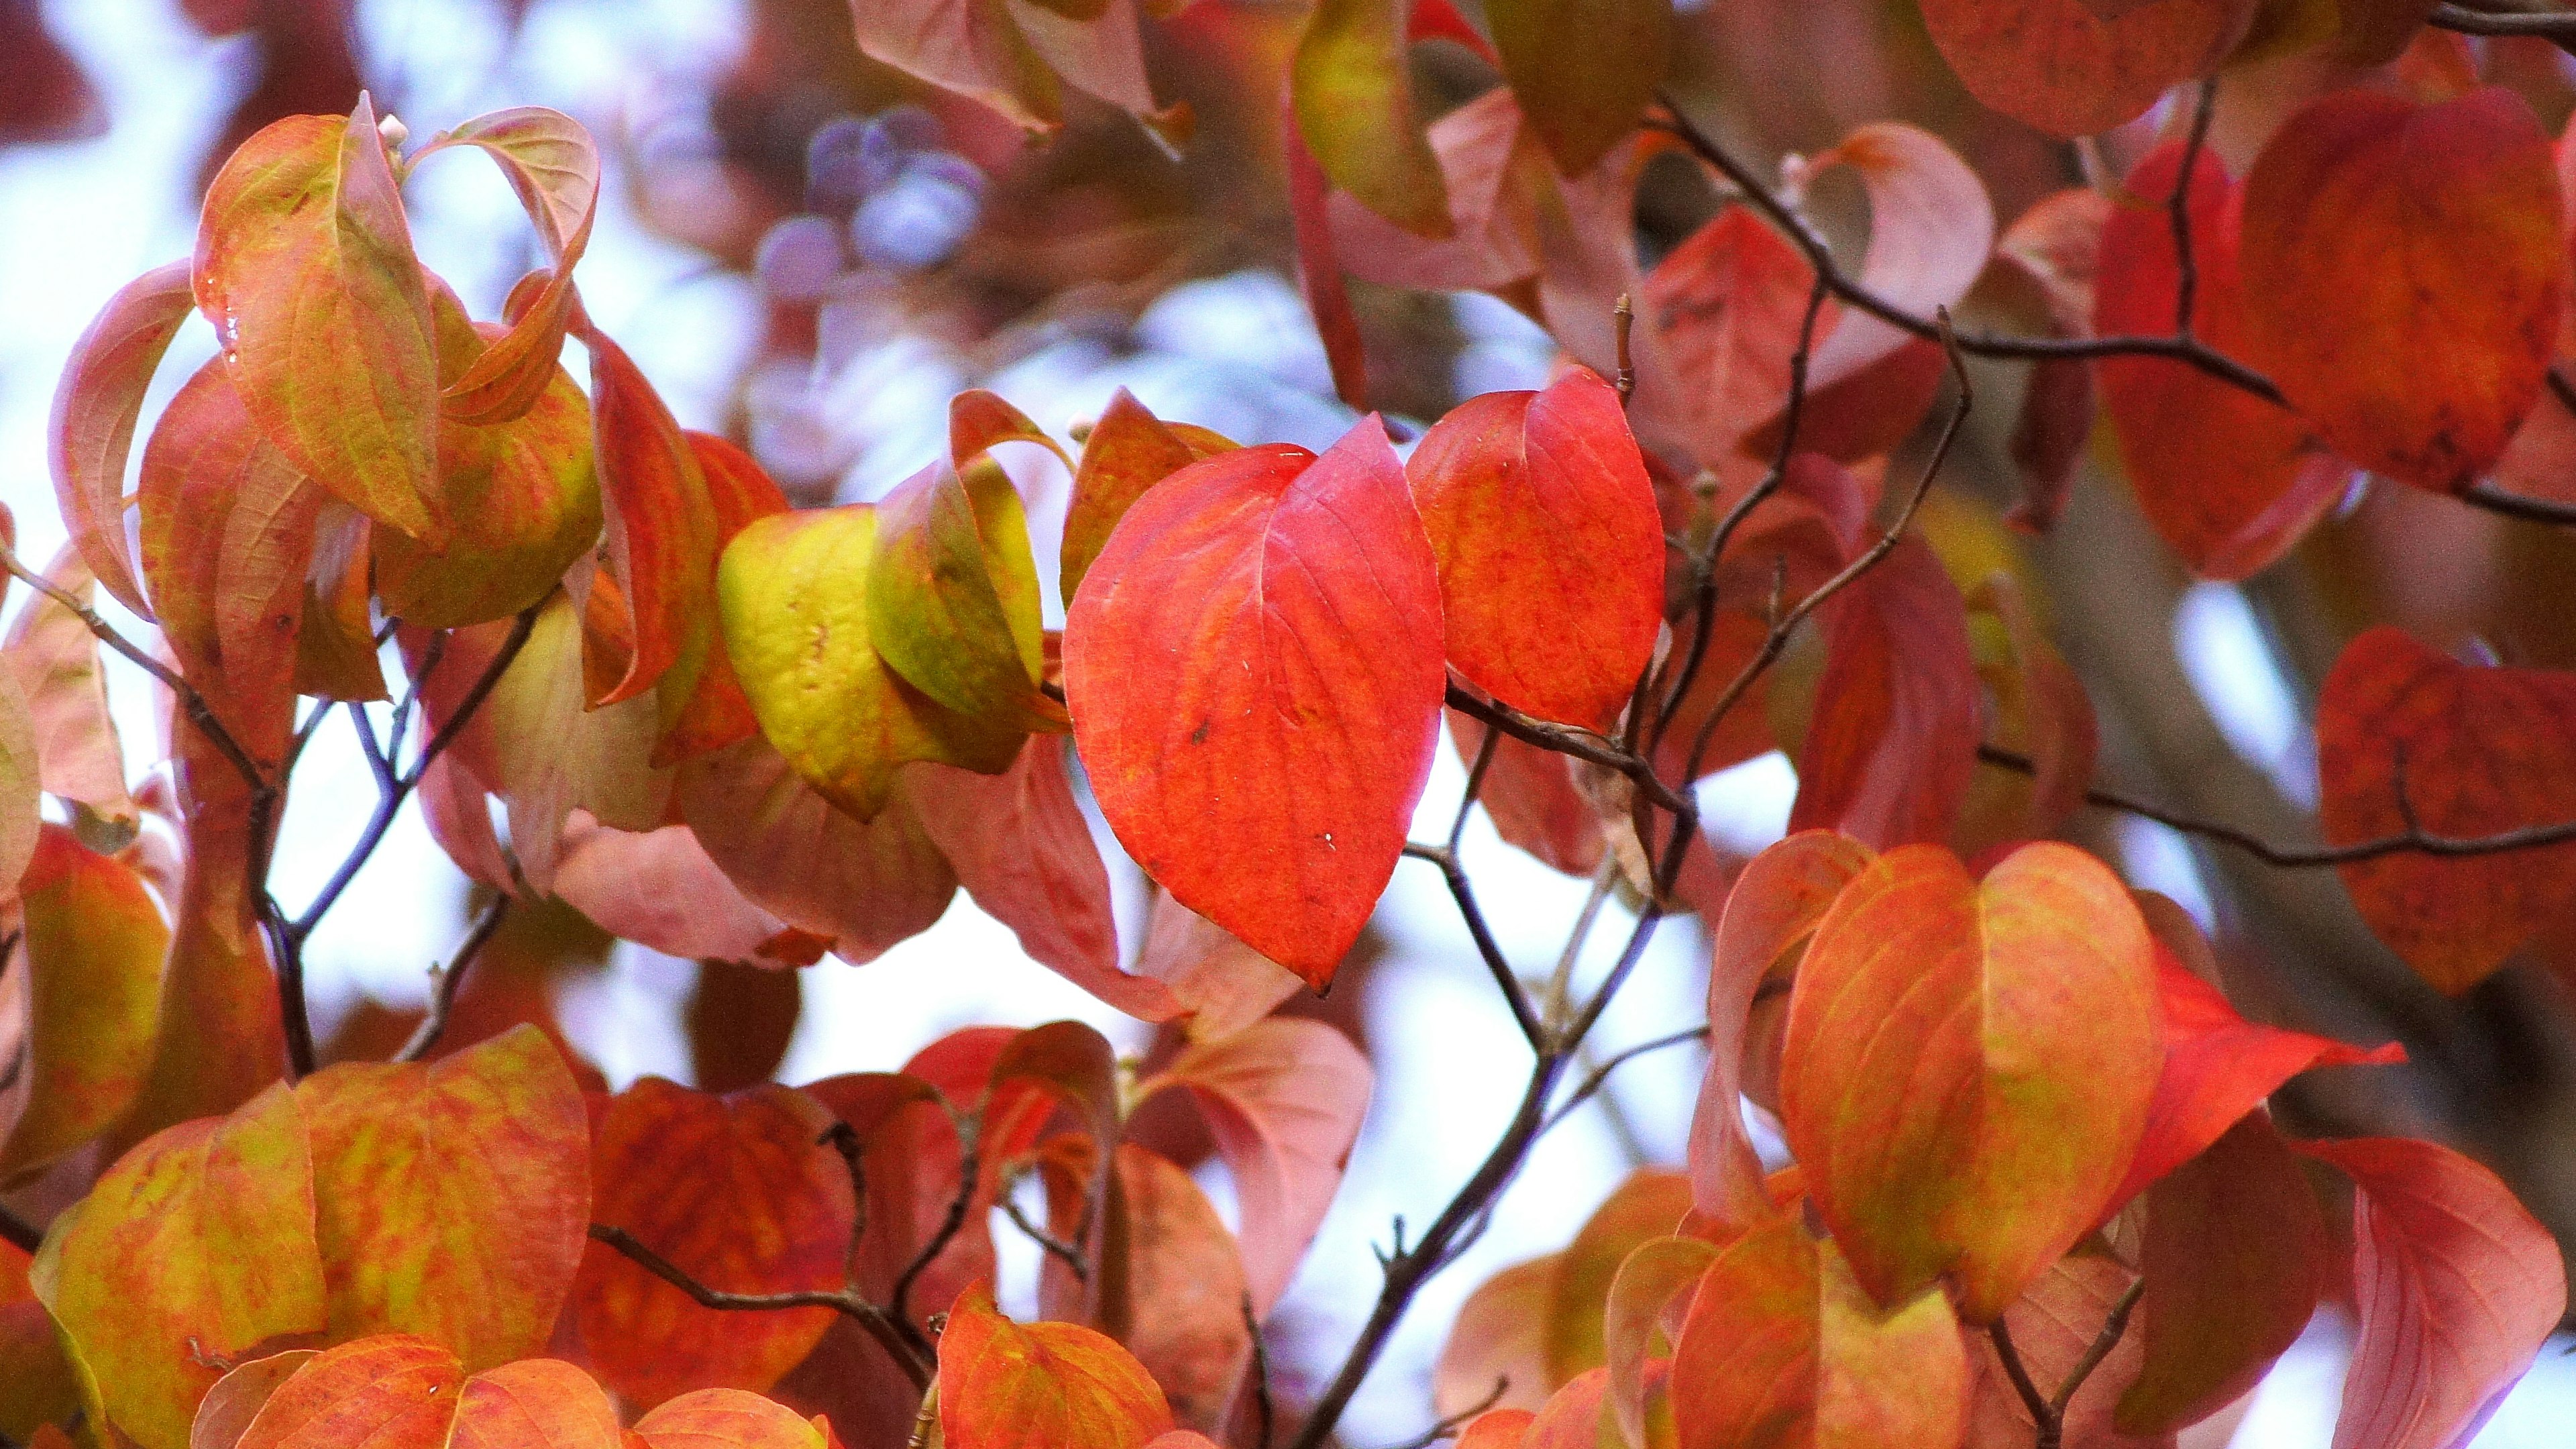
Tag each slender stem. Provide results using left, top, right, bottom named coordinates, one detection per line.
left=1540, top=1025, right=1709, bottom=1135
left=2051, top=1278, right=2145, bottom=1420
left=2431, top=1, right=2576, bottom=49
left=2170, top=79, right=2218, bottom=340
left=395, top=896, right=512, bottom=1063
left=998, top=1183, right=1091, bottom=1283
left=1444, top=685, right=1693, bottom=818
left=1405, top=842, right=1546, bottom=1047
left=1242, top=1293, right=1275, bottom=1449
left=1375, top=1377, right=1511, bottom=1449
left=892, top=1105, right=982, bottom=1331
left=587, top=1224, right=929, bottom=1387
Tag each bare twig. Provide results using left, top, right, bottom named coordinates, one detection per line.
left=2170, top=78, right=2218, bottom=340
left=1444, top=684, right=1693, bottom=818
left=394, top=896, right=512, bottom=1063
left=1242, top=1293, right=1275, bottom=1449
left=588, top=1223, right=929, bottom=1388
left=1373, top=1377, right=1511, bottom=1449
left=998, top=1181, right=1091, bottom=1284
left=1613, top=292, right=1638, bottom=406
left=2431, top=1, right=2576, bottom=52
left=2459, top=482, right=2576, bottom=528
left=1540, top=1024, right=1709, bottom=1135
left=892, top=1104, right=982, bottom=1331
left=1989, top=1277, right=2145, bottom=1449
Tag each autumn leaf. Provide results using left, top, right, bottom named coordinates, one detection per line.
left=550, top=814, right=797, bottom=965
left=1293, top=0, right=1450, bottom=238
left=1058, top=1142, right=1253, bottom=1430
left=1061, top=390, right=1233, bottom=606
left=0, top=825, right=168, bottom=1182
left=867, top=445, right=1064, bottom=735
left=1964, top=1251, right=2152, bottom=1449
left=1919, top=0, right=2252, bottom=140
left=579, top=324, right=717, bottom=711
left=655, top=431, right=792, bottom=765
left=2316, top=626, right=2576, bottom=992
left=1438, top=1257, right=1560, bottom=1418
left=938, top=1283, right=1175, bottom=1449
left=2, top=546, right=138, bottom=826
left=853, top=0, right=1181, bottom=144
left=48, top=258, right=192, bottom=617
left=0, top=1238, right=77, bottom=1438
left=1487, top=0, right=1669, bottom=177
left=1407, top=368, right=1663, bottom=729
left=1780, top=842, right=2161, bottom=1321
left=1603, top=1234, right=1718, bottom=1448
left=1787, top=124, right=1994, bottom=402
left=2239, top=87, right=2562, bottom=491
left=2296, top=1136, right=2567, bottom=1449
left=1065, top=418, right=1444, bottom=985
left=1453, top=709, right=1608, bottom=877
left=633, top=1387, right=833, bottom=1449
left=1544, top=1171, right=1691, bottom=1385
left=294, top=1025, right=590, bottom=1371
left=412, top=107, right=601, bottom=425
left=210, top=1336, right=625, bottom=1449
left=576, top=1080, right=855, bottom=1406
left=38, top=1082, right=329, bottom=1449
left=193, top=98, right=444, bottom=544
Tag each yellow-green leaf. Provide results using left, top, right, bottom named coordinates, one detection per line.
left=1293, top=0, right=1452, bottom=239
left=0, top=826, right=168, bottom=1183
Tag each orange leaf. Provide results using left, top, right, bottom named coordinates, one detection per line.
left=217, top=1337, right=625, bottom=1449
left=413, top=108, right=601, bottom=425
left=48, top=258, right=191, bottom=617
left=2239, top=87, right=2563, bottom=491
left=0, top=1238, right=78, bottom=1438
left=2295, top=1137, right=2565, bottom=1449
left=1061, top=390, right=1229, bottom=606
left=1136, top=1019, right=1372, bottom=1313
left=633, top=1387, right=830, bottom=1448
left=0, top=825, right=168, bottom=1181
left=1437, top=1257, right=1559, bottom=1418
left=1780, top=843, right=2161, bottom=1320
left=39, top=1082, right=328, bottom=1449
left=1668, top=1216, right=1970, bottom=1449
left=576, top=1081, right=855, bottom=1406
left=1546, top=1171, right=1693, bottom=1387
left=2117, top=1115, right=2327, bottom=1436
left=2316, top=626, right=2576, bottom=991
left=191, top=1350, right=317, bottom=1449
left=1919, top=0, right=2251, bottom=140
left=799, top=1071, right=984, bottom=1333
left=1065, top=418, right=1444, bottom=985
left=294, top=1025, right=590, bottom=1371
left=2095, top=140, right=2346, bottom=580
left=937, top=1284, right=1174, bottom=1449
left=449, top=1358, right=625, bottom=1449
left=1079, top=1144, right=1253, bottom=1430
left=2, top=545, right=139, bottom=826
left=582, top=327, right=718, bottom=707
left=1642, top=207, right=1822, bottom=482
left=1604, top=1236, right=1719, bottom=1449
left=193, top=99, right=444, bottom=544
left=1407, top=368, right=1664, bottom=729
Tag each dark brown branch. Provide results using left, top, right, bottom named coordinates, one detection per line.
left=892, top=1104, right=982, bottom=1331
left=1373, top=1377, right=1511, bottom=1449
left=1989, top=1276, right=2144, bottom=1449
left=998, top=1181, right=1091, bottom=1284
left=1613, top=292, right=1638, bottom=406
left=588, top=1223, right=929, bottom=1387
left=1405, top=841, right=1544, bottom=1046
left=2170, top=78, right=2218, bottom=339
left=2052, top=1278, right=2145, bottom=1421
left=2458, top=482, right=2576, bottom=528
left=394, top=896, right=512, bottom=1063
left=1443, top=683, right=1692, bottom=818
left=1540, top=1024, right=1708, bottom=1134
left=1978, top=743, right=2576, bottom=865
left=2431, top=2, right=2576, bottom=51
left=1242, top=1293, right=1275, bottom=1449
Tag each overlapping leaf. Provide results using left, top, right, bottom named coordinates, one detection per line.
left=656, top=431, right=790, bottom=765
left=938, top=1283, right=1175, bottom=1449
left=2, top=547, right=138, bottom=826
left=1487, top=0, right=1668, bottom=177
left=413, top=107, right=600, bottom=425
left=1545, top=1171, right=1692, bottom=1385
left=0, top=826, right=167, bottom=1181
left=634, top=1388, right=833, bottom=1449
left=854, top=0, right=1181, bottom=143
left=203, top=1335, right=627, bottom=1449
left=1920, top=0, right=2252, bottom=139
left=1061, top=390, right=1233, bottom=604
left=582, top=326, right=718, bottom=708
left=48, top=258, right=191, bottom=616
left=1293, top=0, right=1450, bottom=238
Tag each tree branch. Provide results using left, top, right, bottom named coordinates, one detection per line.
left=1540, top=1024, right=1709, bottom=1135
left=892, top=1104, right=982, bottom=1332
left=587, top=1223, right=929, bottom=1387
left=394, top=895, right=512, bottom=1063
left=2431, top=1, right=2576, bottom=51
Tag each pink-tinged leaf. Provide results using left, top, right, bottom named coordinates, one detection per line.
left=5, top=546, right=139, bottom=825
left=851, top=0, right=1180, bottom=143
left=582, top=327, right=718, bottom=707
left=1065, top=419, right=1445, bottom=985
left=38, top=1082, right=329, bottom=1449
left=1438, top=1258, right=1560, bottom=1417
left=633, top=1388, right=829, bottom=1449
left=1964, top=1252, right=2156, bottom=1449
left=2296, top=1137, right=2567, bottom=1449
left=1407, top=368, right=1664, bottom=729
left=1285, top=118, right=1371, bottom=412
left=0, top=825, right=169, bottom=1181
left=909, top=737, right=1159, bottom=1016
left=2118, top=1115, right=2328, bottom=1436
left=229, top=1336, right=465, bottom=1449
left=1486, top=0, right=1668, bottom=177
left=1138, top=1018, right=1372, bottom=1313
left=1132, top=892, right=1305, bottom=1042
left=800, top=1070, right=987, bottom=1337
left=2095, top=141, right=2347, bottom=580
left=576, top=1081, right=855, bottom=1406
left=1605, top=1235, right=1719, bottom=1449
left=1792, top=125, right=1995, bottom=398
left=293, top=1025, right=590, bottom=1371
left=2317, top=626, right=2576, bottom=992
left=1073, top=1143, right=1253, bottom=1430
left=551, top=815, right=795, bottom=965
left=1920, top=0, right=2253, bottom=140
left=1327, top=89, right=1548, bottom=297
left=1293, top=0, right=1451, bottom=239
left=418, top=753, right=517, bottom=893
left=1988, top=189, right=2110, bottom=533
left=1641, top=206, right=1820, bottom=483
left=1547, top=1172, right=1693, bottom=1385
left=1452, top=708, right=1607, bottom=878
left=677, top=737, right=959, bottom=966
left=193, top=101, right=444, bottom=543
left=1784, top=533, right=1980, bottom=851
left=1669, top=1215, right=1972, bottom=1449
left=1458, top=1411, right=1536, bottom=1449
left=1689, top=830, right=1876, bottom=1236
left=1782, top=843, right=2162, bottom=1321
left=2110, top=945, right=2403, bottom=1208
left=938, top=1283, right=1175, bottom=1449
left=190, top=1350, right=317, bottom=1449
left=2239, top=87, right=2563, bottom=491
left=414, top=108, right=600, bottom=425
left=49, top=258, right=191, bottom=616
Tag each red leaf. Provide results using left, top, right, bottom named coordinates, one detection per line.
left=230, top=1336, right=465, bottom=1449
left=1065, top=417, right=1444, bottom=985
left=576, top=1081, right=855, bottom=1405
left=2296, top=1137, right=2567, bottom=1449
left=294, top=1026, right=591, bottom=1371
left=190, top=1352, right=317, bottom=1449
left=582, top=327, right=718, bottom=707
left=1784, top=533, right=1980, bottom=850
left=800, top=1071, right=986, bottom=1334
left=936, top=1283, right=1175, bottom=1449
left=1920, top=0, right=2252, bottom=140
left=549, top=816, right=791, bottom=965
left=1641, top=207, right=1824, bottom=482
left=0, top=1238, right=76, bottom=1437
left=1689, top=830, right=1876, bottom=1236
left=2317, top=626, right=2576, bottom=991
left=1328, top=89, right=1547, bottom=297
left=1781, top=843, right=2161, bottom=1320
left=653, top=431, right=790, bottom=766
left=1786, top=125, right=1994, bottom=402
left=49, top=259, right=192, bottom=617
left=1136, top=1019, right=1372, bottom=1313
left=194, top=101, right=445, bottom=543
left=1077, top=1144, right=1254, bottom=1430
left=1436, top=1258, right=1559, bottom=1418
left=1285, top=118, right=1371, bottom=412
left=1452, top=708, right=1607, bottom=877
left=2095, top=140, right=2347, bottom=580
left=1990, top=188, right=2110, bottom=533
left=2239, top=87, right=2563, bottom=490
left=2118, top=1114, right=2328, bottom=1436
left=1407, top=368, right=1664, bottom=729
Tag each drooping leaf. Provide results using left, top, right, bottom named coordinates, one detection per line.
left=2095, top=140, right=2346, bottom=580
left=1407, top=368, right=1664, bottom=729
left=2117, top=1114, right=2327, bottom=1436
left=1487, top=0, right=1668, bottom=176
left=1603, top=1235, right=1719, bottom=1449
left=2296, top=1136, right=2567, bottom=1449
left=1061, top=390, right=1232, bottom=606
left=38, top=1082, right=329, bottom=1449
left=1285, top=107, right=1373, bottom=413
left=2239, top=87, right=2562, bottom=490
left=550, top=815, right=802, bottom=966
left=1, top=546, right=138, bottom=826
left=852, top=0, right=1181, bottom=143
left=937, top=1283, right=1175, bottom=1449
left=1132, top=892, right=1305, bottom=1041
left=720, top=502, right=1023, bottom=822
left=576, top=1081, right=855, bottom=1407
left=49, top=258, right=192, bottom=617
left=193, top=99, right=443, bottom=543
left=1641, top=207, right=1820, bottom=482
left=1136, top=1019, right=1373, bottom=1313
left=216, top=1336, right=626, bottom=1449
left=2316, top=626, right=2576, bottom=992
left=413, top=107, right=601, bottom=425
left=1075, top=1143, right=1254, bottom=1430
left=581, top=325, right=718, bottom=707
left=1987, top=188, right=2110, bottom=533
left=1788, top=124, right=1994, bottom=402
left=867, top=449, right=1063, bottom=736
left=293, top=1025, right=590, bottom=1371
left=187, top=1350, right=315, bottom=1449
left=1964, top=1252, right=2153, bottom=1449
left=1668, top=1215, right=1971, bottom=1449
left=1328, top=88, right=1548, bottom=298
left=1784, top=533, right=1980, bottom=851
left=1689, top=830, right=1876, bottom=1235
left=1919, top=0, right=2253, bottom=140
left=1780, top=842, right=2162, bottom=1320
left=0, top=825, right=168, bottom=1181
left=1293, top=0, right=1450, bottom=239
left=1952, top=573, right=2098, bottom=858
left=1065, top=419, right=1444, bottom=985
left=633, top=1388, right=830, bottom=1449
left=654, top=431, right=791, bottom=766
left=1546, top=1171, right=1692, bottom=1385
left=1437, top=1257, right=1560, bottom=1418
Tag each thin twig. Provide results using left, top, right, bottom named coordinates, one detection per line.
left=1989, top=1317, right=2055, bottom=1440
left=1405, top=841, right=1545, bottom=1046
left=2052, top=1278, right=2145, bottom=1421
left=2170, top=78, right=2218, bottom=340
left=2459, top=482, right=2576, bottom=528
left=1373, top=1377, right=1511, bottom=1449
left=1444, top=685, right=1692, bottom=818
left=394, top=896, right=512, bottom=1063
left=587, top=1223, right=930, bottom=1387
left=2432, top=1, right=2576, bottom=51
left=892, top=1104, right=982, bottom=1330
left=1613, top=292, right=1637, bottom=406
left=999, top=1182, right=1091, bottom=1284
left=1540, top=1025, right=1708, bottom=1135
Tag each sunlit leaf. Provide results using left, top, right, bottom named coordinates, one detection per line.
left=581, top=326, right=718, bottom=707
left=414, top=107, right=601, bottom=425
left=938, top=1283, right=1174, bottom=1449
left=1293, top=0, right=1450, bottom=238
left=633, top=1388, right=830, bottom=1449
left=867, top=449, right=1063, bottom=735
left=0, top=825, right=168, bottom=1182
left=1061, top=390, right=1231, bottom=607
left=1546, top=1171, right=1691, bottom=1385
left=1, top=546, right=138, bottom=826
